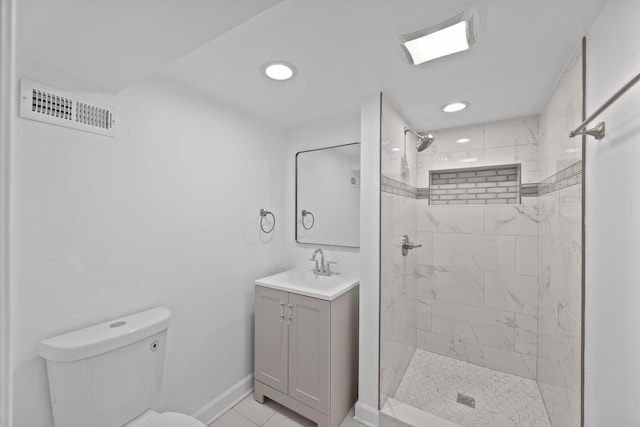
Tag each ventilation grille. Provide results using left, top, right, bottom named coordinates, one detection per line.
left=20, top=79, right=116, bottom=137
left=76, top=102, right=113, bottom=130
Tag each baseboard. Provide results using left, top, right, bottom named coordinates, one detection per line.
left=354, top=401, right=379, bottom=427
left=192, top=374, right=254, bottom=425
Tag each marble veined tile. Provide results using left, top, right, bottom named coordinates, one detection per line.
left=417, top=203, right=485, bottom=234
left=484, top=272, right=538, bottom=315
left=417, top=265, right=484, bottom=307
left=416, top=329, right=484, bottom=366
left=516, top=143, right=540, bottom=184
left=484, top=198, right=539, bottom=236
left=484, top=346, right=537, bottom=380
left=431, top=146, right=515, bottom=171
left=381, top=97, right=418, bottom=187
left=433, top=233, right=516, bottom=273
left=415, top=231, right=433, bottom=265
left=485, top=115, right=538, bottom=148
left=416, top=298, right=432, bottom=331
left=515, top=313, right=538, bottom=356
left=536, top=44, right=583, bottom=427
left=431, top=300, right=515, bottom=350
left=429, top=123, right=485, bottom=155
left=516, top=236, right=538, bottom=276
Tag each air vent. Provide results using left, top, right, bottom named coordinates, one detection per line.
left=20, top=79, right=116, bottom=137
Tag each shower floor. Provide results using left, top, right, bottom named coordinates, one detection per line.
left=391, top=349, right=551, bottom=427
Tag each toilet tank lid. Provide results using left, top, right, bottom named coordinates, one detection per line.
left=38, top=307, right=171, bottom=362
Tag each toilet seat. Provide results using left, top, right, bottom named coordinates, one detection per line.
left=141, top=412, right=206, bottom=427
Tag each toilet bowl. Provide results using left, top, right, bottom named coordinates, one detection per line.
left=39, top=307, right=205, bottom=427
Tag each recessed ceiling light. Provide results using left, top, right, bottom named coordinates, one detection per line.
left=456, top=138, right=471, bottom=144
left=391, top=148, right=401, bottom=152
left=442, top=101, right=469, bottom=113
left=263, top=61, right=296, bottom=81
left=459, top=157, right=478, bottom=163
left=400, top=6, right=478, bottom=65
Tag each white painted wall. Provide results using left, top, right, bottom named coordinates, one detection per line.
left=585, top=1, right=640, bottom=426
left=10, top=60, right=289, bottom=427
left=285, top=115, right=361, bottom=275
left=355, top=94, right=381, bottom=426
left=0, top=0, right=16, bottom=426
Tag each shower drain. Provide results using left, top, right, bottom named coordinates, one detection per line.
left=457, top=393, right=476, bottom=408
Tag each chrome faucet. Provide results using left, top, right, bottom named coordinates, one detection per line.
left=310, top=249, right=337, bottom=276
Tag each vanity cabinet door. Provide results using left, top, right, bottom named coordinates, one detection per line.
left=255, top=286, right=289, bottom=394
left=287, top=293, right=330, bottom=414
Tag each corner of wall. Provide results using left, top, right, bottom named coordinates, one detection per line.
left=0, top=0, right=16, bottom=425
left=358, top=93, right=382, bottom=416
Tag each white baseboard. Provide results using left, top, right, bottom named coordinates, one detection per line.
left=354, top=401, right=379, bottom=427
left=192, top=374, right=254, bottom=425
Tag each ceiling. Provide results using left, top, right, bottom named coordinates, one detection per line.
left=17, top=0, right=607, bottom=132
left=16, top=0, right=284, bottom=92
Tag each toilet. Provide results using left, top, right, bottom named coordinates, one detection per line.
left=39, top=307, right=206, bottom=427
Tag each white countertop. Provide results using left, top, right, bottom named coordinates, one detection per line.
left=255, top=268, right=359, bottom=301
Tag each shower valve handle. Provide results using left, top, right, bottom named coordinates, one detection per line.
left=401, top=234, right=421, bottom=256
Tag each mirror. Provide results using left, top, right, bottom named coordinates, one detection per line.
left=296, top=143, right=361, bottom=247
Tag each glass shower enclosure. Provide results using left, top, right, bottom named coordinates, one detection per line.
left=378, top=42, right=585, bottom=427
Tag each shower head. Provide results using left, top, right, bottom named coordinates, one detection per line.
left=404, top=127, right=435, bottom=152
left=416, top=133, right=435, bottom=152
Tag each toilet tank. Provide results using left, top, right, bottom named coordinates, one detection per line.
left=39, top=307, right=171, bottom=427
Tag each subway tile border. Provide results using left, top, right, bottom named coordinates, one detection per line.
left=521, top=184, right=539, bottom=197
left=538, top=160, right=583, bottom=196
left=381, top=175, right=418, bottom=198
left=381, top=160, right=582, bottom=200
left=429, top=164, right=520, bottom=206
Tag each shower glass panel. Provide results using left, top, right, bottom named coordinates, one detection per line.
left=378, top=41, right=584, bottom=427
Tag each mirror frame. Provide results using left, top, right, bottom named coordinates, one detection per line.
left=295, top=142, right=360, bottom=248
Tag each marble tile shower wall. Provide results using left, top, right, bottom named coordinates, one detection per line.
left=417, top=115, right=539, bottom=187
left=379, top=96, right=417, bottom=406
left=380, top=192, right=417, bottom=407
left=536, top=44, right=583, bottom=427
left=413, top=115, right=541, bottom=380
left=415, top=199, right=540, bottom=379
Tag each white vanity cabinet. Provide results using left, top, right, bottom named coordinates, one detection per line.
left=253, top=269, right=359, bottom=427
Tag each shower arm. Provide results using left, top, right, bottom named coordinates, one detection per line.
left=404, top=126, right=422, bottom=139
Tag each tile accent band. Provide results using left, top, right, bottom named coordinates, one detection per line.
left=430, top=164, right=520, bottom=206
left=381, top=160, right=582, bottom=200
left=538, top=161, right=583, bottom=196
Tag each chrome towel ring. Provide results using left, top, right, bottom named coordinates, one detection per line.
left=301, top=209, right=315, bottom=230
left=260, top=209, right=275, bottom=233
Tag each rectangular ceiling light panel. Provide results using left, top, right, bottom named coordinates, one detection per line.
left=401, top=7, right=478, bottom=65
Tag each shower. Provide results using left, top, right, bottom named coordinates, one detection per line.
left=404, top=126, right=434, bottom=151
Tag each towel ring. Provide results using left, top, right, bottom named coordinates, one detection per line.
left=260, top=209, right=275, bottom=233
left=301, top=209, right=315, bottom=230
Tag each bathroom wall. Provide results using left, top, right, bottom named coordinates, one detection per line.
left=379, top=96, right=417, bottom=406
left=0, top=0, right=15, bottom=425
left=585, top=1, right=640, bottom=426
left=11, top=59, right=289, bottom=427
left=414, top=116, right=541, bottom=379
left=356, top=93, right=382, bottom=426
left=285, top=115, right=361, bottom=275
left=537, top=43, right=583, bottom=427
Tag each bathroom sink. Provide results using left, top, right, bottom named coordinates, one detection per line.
left=255, top=268, right=359, bottom=301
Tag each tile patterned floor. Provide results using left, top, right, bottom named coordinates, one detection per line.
left=209, top=394, right=363, bottom=427
left=393, top=349, right=551, bottom=427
